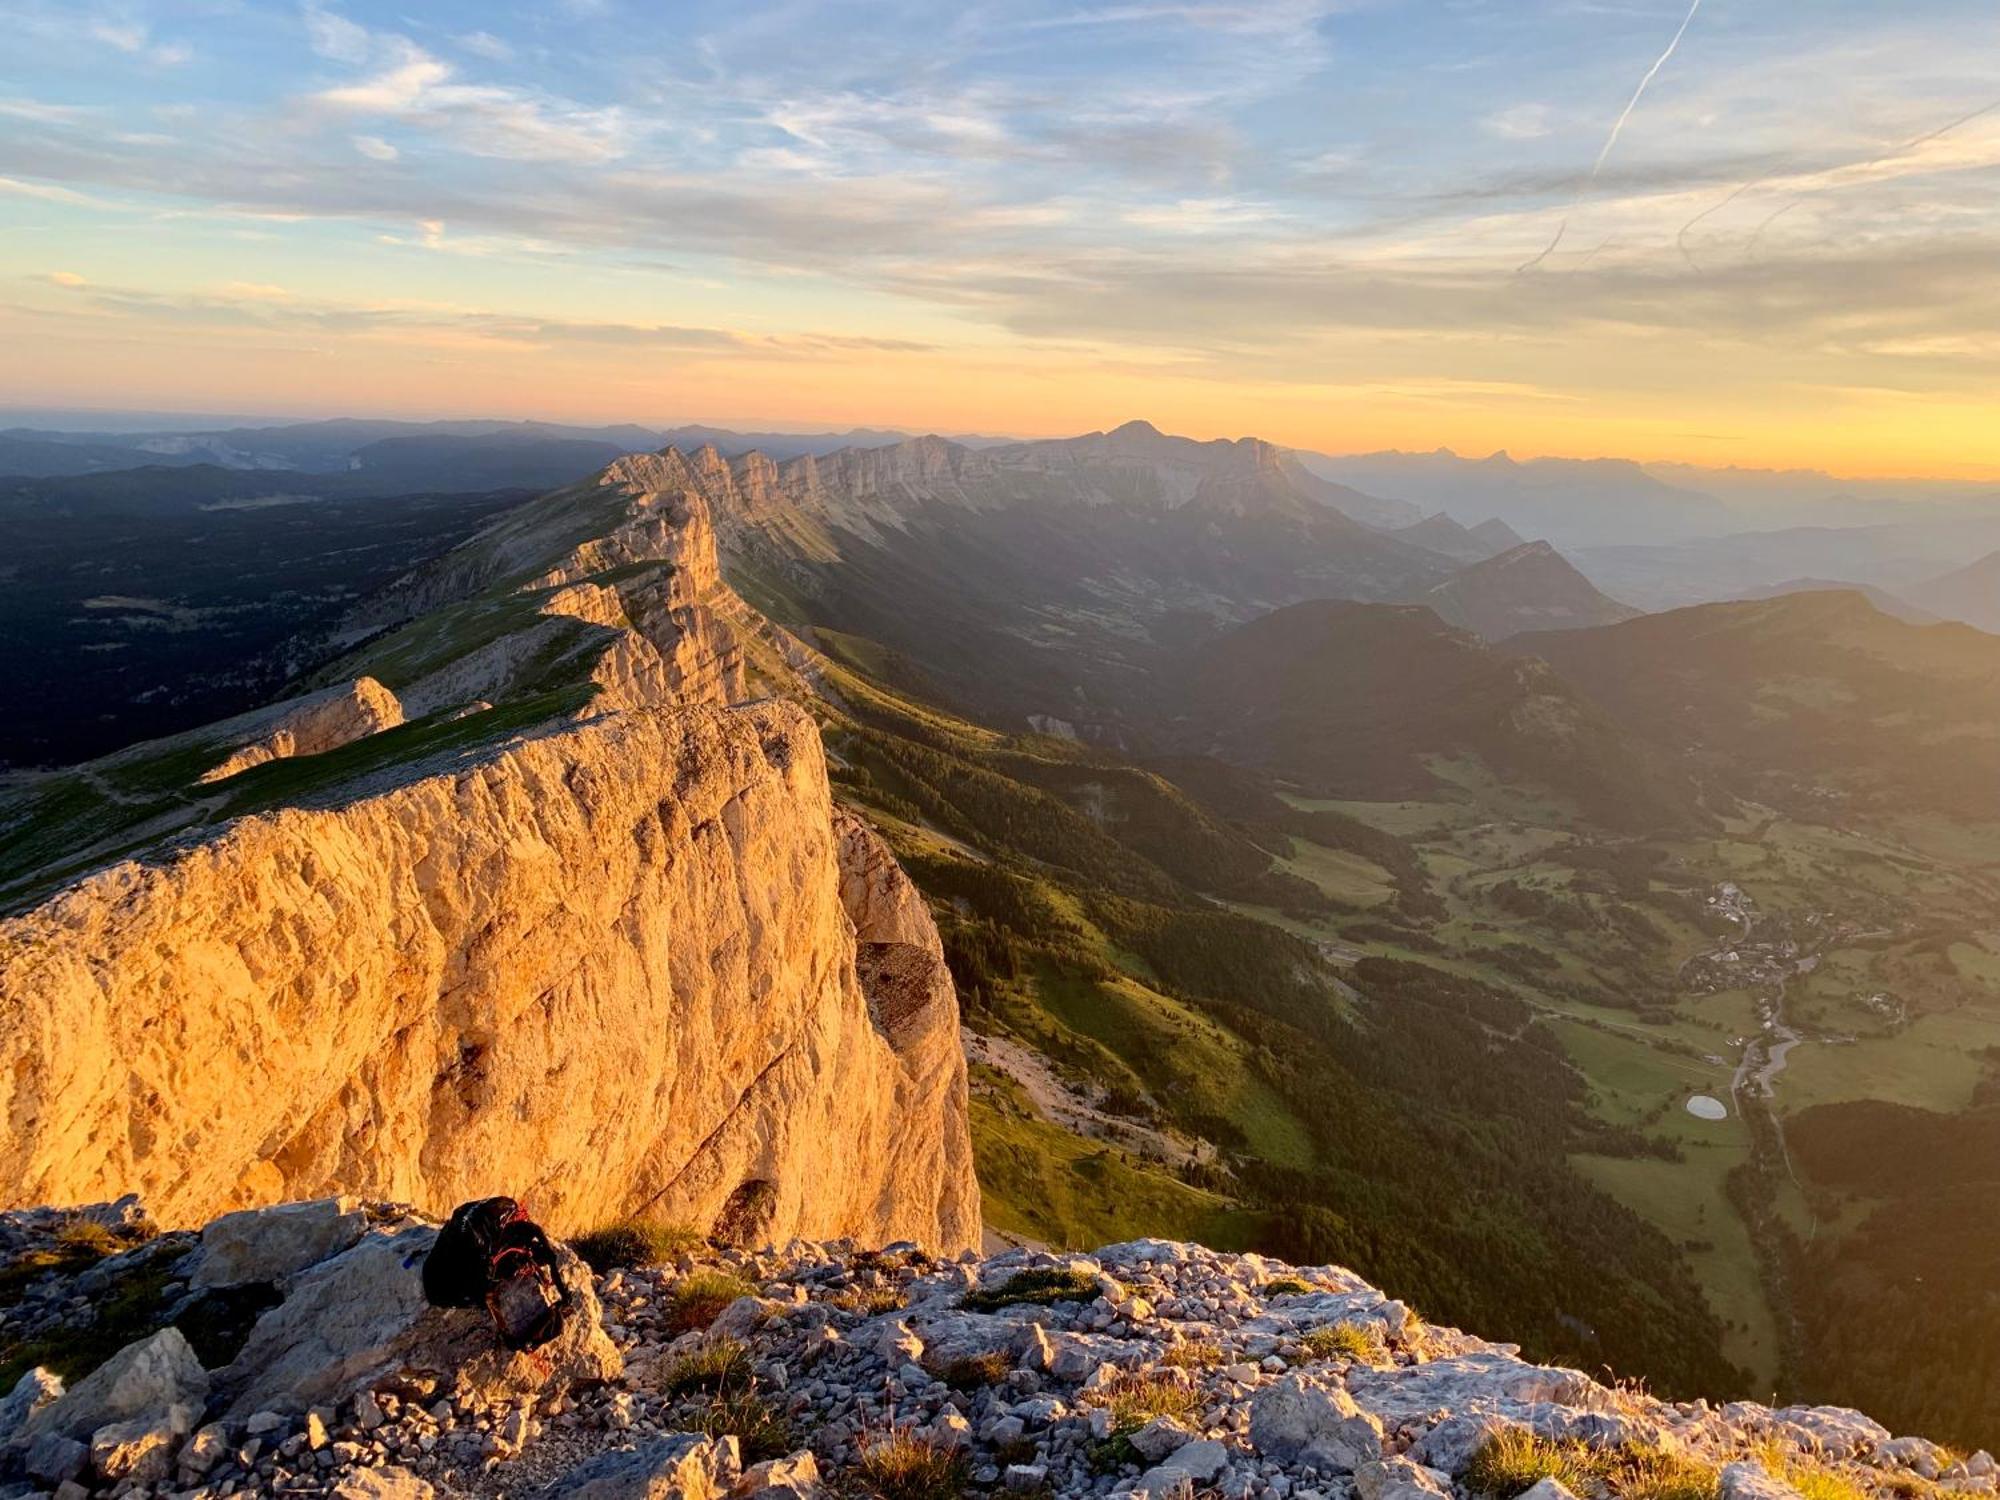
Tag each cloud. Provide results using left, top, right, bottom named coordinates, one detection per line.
left=0, top=176, right=101, bottom=205
left=315, top=45, right=451, bottom=112
left=352, top=134, right=399, bottom=161
left=1122, top=197, right=1274, bottom=232
left=88, top=19, right=147, bottom=53
left=456, top=31, right=512, bottom=62
left=87, top=17, right=189, bottom=65
left=1484, top=104, right=1554, bottom=141
left=21, top=275, right=937, bottom=359
left=308, top=35, right=628, bottom=163
left=302, top=4, right=370, bottom=65
left=0, top=98, right=96, bottom=125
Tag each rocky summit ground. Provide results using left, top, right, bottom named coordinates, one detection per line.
left=0, top=1200, right=1986, bottom=1500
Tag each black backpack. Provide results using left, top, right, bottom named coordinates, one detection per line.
left=422, top=1197, right=571, bottom=1352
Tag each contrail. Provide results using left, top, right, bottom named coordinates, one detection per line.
left=1674, top=95, right=2000, bottom=271
left=1744, top=200, right=1800, bottom=260
left=1519, top=0, right=1705, bottom=273
left=1677, top=177, right=1755, bottom=270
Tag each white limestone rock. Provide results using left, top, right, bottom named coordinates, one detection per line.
left=191, top=1196, right=369, bottom=1288
left=18, top=1329, right=206, bottom=1446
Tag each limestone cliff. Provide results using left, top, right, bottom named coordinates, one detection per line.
left=0, top=453, right=980, bottom=1252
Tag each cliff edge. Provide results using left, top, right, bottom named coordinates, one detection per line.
left=0, top=452, right=979, bottom=1252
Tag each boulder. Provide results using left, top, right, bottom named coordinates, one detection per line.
left=710, top=1296, right=781, bottom=1342
left=218, top=1224, right=620, bottom=1417
left=332, top=1466, right=439, bottom=1499
left=1722, top=1462, right=1806, bottom=1500
left=732, top=1450, right=821, bottom=1500
left=1774, top=1408, right=1890, bottom=1460
left=1249, top=1373, right=1385, bottom=1471
left=0, top=1368, right=64, bottom=1447
left=1353, top=1458, right=1453, bottom=1500
left=1130, top=1417, right=1194, bottom=1463
left=19, top=1329, right=207, bottom=1445
left=22, top=1432, right=86, bottom=1486
left=89, top=1412, right=187, bottom=1486
left=929, top=1411, right=974, bottom=1450
left=911, top=1312, right=1040, bottom=1375
left=1140, top=1437, right=1229, bottom=1493
left=191, top=1196, right=369, bottom=1289
left=1411, top=1412, right=1520, bottom=1476
left=1518, top=1482, right=1582, bottom=1500
left=177, top=1421, right=231, bottom=1483
left=1346, top=1353, right=1595, bottom=1428
left=539, top=1434, right=742, bottom=1500
left=1880, top=1437, right=1948, bottom=1479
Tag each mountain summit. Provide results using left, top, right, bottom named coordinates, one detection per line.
left=1403, top=540, right=1640, bottom=640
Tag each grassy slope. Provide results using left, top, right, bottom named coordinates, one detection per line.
left=786, top=616, right=1745, bottom=1397
left=971, top=1067, right=1266, bottom=1251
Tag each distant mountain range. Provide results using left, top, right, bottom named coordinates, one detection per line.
left=611, top=421, right=1632, bottom=739
left=1301, top=447, right=2000, bottom=548
left=1297, top=448, right=1734, bottom=546
left=0, top=416, right=1013, bottom=484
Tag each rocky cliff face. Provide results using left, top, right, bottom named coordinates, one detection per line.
left=0, top=455, right=979, bottom=1253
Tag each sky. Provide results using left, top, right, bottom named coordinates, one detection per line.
left=1, top=0, right=1998, bottom=476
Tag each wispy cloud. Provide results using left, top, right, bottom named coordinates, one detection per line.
left=87, top=14, right=191, bottom=66
left=1484, top=104, right=1555, bottom=141
left=307, top=33, right=629, bottom=163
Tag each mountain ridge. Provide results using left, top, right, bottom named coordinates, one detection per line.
left=0, top=451, right=980, bottom=1250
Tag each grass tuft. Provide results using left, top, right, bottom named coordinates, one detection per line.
left=1753, top=1443, right=1875, bottom=1500
left=1606, top=1446, right=1721, bottom=1500
left=1263, top=1277, right=1315, bottom=1298
left=1298, top=1321, right=1385, bottom=1364
left=572, top=1219, right=705, bottom=1273
left=685, top=1386, right=797, bottom=1464
left=658, top=1338, right=752, bottom=1396
left=1157, top=1339, right=1225, bottom=1370
left=666, top=1270, right=759, bottom=1334
left=1098, top=1371, right=1201, bottom=1433
left=53, top=1218, right=129, bottom=1258
left=961, top=1266, right=1103, bottom=1313
left=936, top=1351, right=1014, bottom=1389
left=1465, top=1430, right=1598, bottom=1498
left=1466, top=1432, right=1723, bottom=1500
left=835, top=1284, right=908, bottom=1317
left=856, top=1430, right=971, bottom=1500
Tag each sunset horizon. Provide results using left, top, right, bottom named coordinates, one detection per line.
left=6, top=0, right=1999, bottom=479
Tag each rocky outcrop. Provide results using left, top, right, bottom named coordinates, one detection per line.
left=0, top=696, right=977, bottom=1251
left=214, top=1218, right=620, bottom=1418
left=0, top=1222, right=1977, bottom=1500
left=197, top=677, right=406, bottom=783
